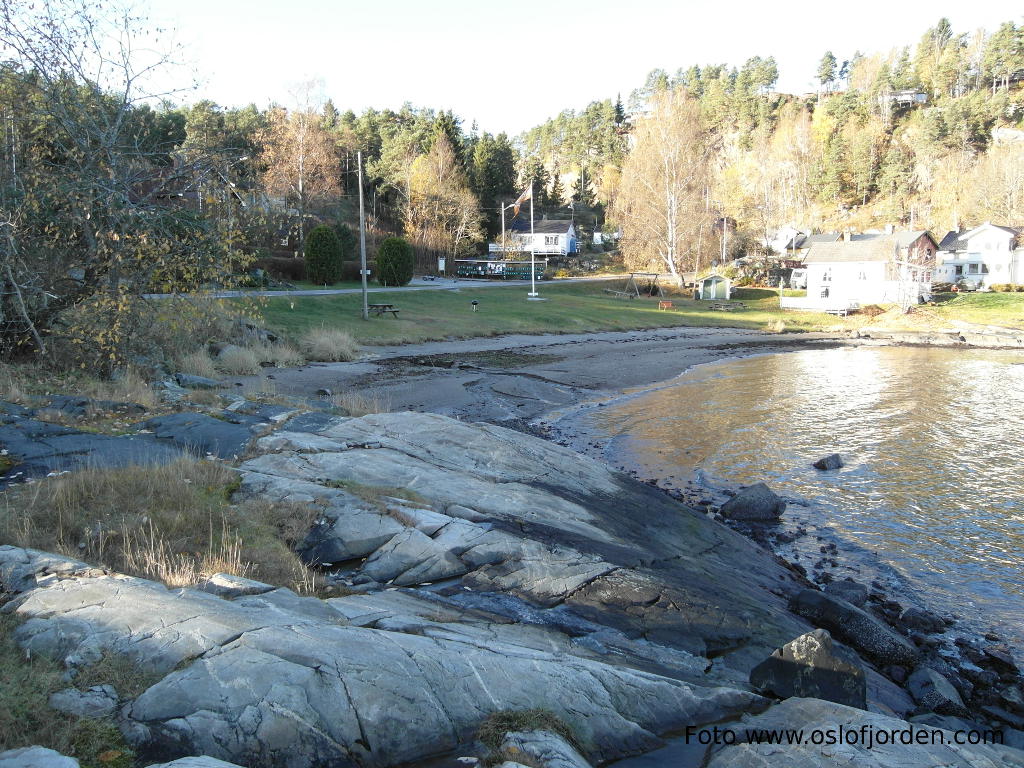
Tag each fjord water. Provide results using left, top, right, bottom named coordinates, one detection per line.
left=571, top=346, right=1024, bottom=646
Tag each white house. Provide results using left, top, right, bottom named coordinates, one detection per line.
left=935, top=223, right=1024, bottom=288
left=490, top=219, right=578, bottom=257
left=782, top=231, right=938, bottom=312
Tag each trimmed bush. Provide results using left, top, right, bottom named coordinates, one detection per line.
left=376, top=237, right=415, bottom=286
left=255, top=256, right=305, bottom=282
left=305, top=225, right=344, bottom=285
left=334, top=223, right=357, bottom=260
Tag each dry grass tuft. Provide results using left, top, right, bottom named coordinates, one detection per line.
left=178, top=349, right=218, bottom=378
left=477, top=709, right=584, bottom=767
left=766, top=318, right=787, bottom=333
left=0, top=458, right=321, bottom=594
left=300, top=327, right=359, bottom=362
left=329, top=389, right=390, bottom=416
left=214, top=345, right=263, bottom=375
left=259, top=341, right=304, bottom=368
left=0, top=363, right=159, bottom=411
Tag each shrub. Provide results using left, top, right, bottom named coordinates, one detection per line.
left=376, top=237, right=415, bottom=286
left=305, top=226, right=344, bottom=285
left=334, top=223, right=357, bottom=260
left=255, top=256, right=306, bottom=282
left=990, top=283, right=1022, bottom=292
left=300, top=327, right=359, bottom=362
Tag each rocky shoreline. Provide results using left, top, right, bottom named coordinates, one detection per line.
left=1, top=326, right=1023, bottom=767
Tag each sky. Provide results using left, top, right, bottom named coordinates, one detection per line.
left=154, top=0, right=1021, bottom=136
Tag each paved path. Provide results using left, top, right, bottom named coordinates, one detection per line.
left=145, top=274, right=626, bottom=299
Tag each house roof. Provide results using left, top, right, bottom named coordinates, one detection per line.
left=939, top=223, right=1021, bottom=251
left=938, top=230, right=965, bottom=251
left=509, top=218, right=574, bottom=234
left=805, top=232, right=936, bottom=264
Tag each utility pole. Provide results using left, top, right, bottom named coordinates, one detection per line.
left=358, top=150, right=368, bottom=321
left=528, top=181, right=538, bottom=298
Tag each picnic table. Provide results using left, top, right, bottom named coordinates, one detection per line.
left=368, top=303, right=399, bottom=318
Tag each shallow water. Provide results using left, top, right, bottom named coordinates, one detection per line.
left=566, top=345, right=1024, bottom=648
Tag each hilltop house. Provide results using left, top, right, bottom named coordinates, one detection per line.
left=936, top=223, right=1024, bottom=288
left=782, top=230, right=938, bottom=312
left=491, top=218, right=578, bottom=257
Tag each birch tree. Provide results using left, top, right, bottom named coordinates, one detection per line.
left=258, top=81, right=340, bottom=254
left=611, top=90, right=715, bottom=279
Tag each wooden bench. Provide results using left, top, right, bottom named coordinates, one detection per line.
left=368, top=303, right=400, bottom=318
left=603, top=289, right=636, bottom=299
left=658, top=300, right=673, bottom=310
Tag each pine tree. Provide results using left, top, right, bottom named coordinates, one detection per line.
left=614, top=93, right=625, bottom=124
left=818, top=52, right=838, bottom=93
left=549, top=166, right=564, bottom=206
left=573, top=167, right=595, bottom=207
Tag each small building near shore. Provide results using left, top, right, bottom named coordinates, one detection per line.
left=935, top=223, right=1024, bottom=288
left=697, top=274, right=731, bottom=300
left=782, top=230, right=938, bottom=312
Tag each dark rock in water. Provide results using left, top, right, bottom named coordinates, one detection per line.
left=789, top=589, right=919, bottom=668
left=812, top=453, right=844, bottom=470
left=316, top=388, right=333, bottom=397
left=907, top=667, right=969, bottom=717
left=749, top=628, right=866, bottom=709
left=719, top=482, right=786, bottom=521
left=962, top=666, right=1000, bottom=688
left=824, top=579, right=868, bottom=608
left=900, top=606, right=946, bottom=634
left=984, top=644, right=1019, bottom=673
left=174, top=373, right=221, bottom=390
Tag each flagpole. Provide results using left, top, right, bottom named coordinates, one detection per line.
left=528, top=182, right=538, bottom=297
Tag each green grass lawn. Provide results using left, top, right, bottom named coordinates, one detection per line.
left=927, top=291, right=1024, bottom=328
left=250, top=283, right=845, bottom=346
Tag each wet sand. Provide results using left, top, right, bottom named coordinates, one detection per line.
left=239, top=326, right=848, bottom=425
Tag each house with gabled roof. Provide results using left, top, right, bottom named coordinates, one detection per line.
left=781, top=230, right=938, bottom=312
left=935, top=223, right=1023, bottom=288
left=491, top=218, right=578, bottom=257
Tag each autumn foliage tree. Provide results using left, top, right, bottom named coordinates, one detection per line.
left=0, top=0, right=241, bottom=369
left=611, top=90, right=716, bottom=280
left=404, top=133, right=482, bottom=271
left=257, top=88, right=340, bottom=255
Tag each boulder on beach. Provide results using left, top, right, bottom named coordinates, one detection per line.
left=823, top=579, right=868, bottom=608
left=907, top=667, right=969, bottom=717
left=719, top=482, right=786, bottom=522
left=749, top=629, right=867, bottom=709
left=789, top=589, right=919, bottom=668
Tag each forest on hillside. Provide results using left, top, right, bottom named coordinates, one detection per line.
left=1, top=0, right=1022, bottom=363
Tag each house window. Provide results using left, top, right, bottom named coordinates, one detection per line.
left=857, top=271, right=867, bottom=280
left=955, top=265, right=963, bottom=275
left=822, top=268, right=832, bottom=283
left=981, top=264, right=989, bottom=274
left=544, top=235, right=558, bottom=246
left=968, top=264, right=979, bottom=274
